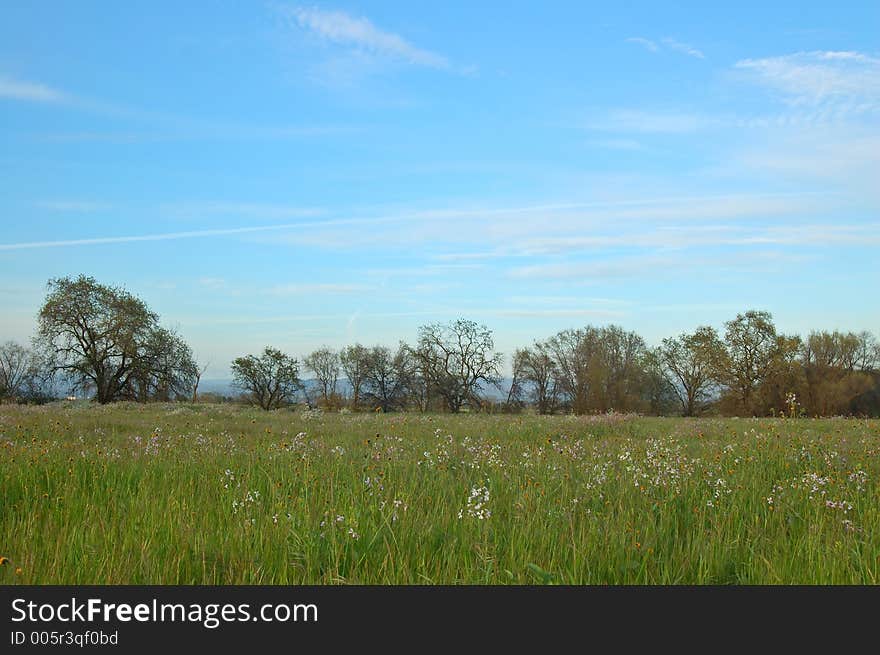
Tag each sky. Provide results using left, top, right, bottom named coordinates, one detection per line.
left=1, top=1, right=879, bottom=377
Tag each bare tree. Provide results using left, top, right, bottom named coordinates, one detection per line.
left=544, top=328, right=599, bottom=414
left=505, top=349, right=528, bottom=410
left=363, top=343, right=414, bottom=412
left=0, top=341, right=33, bottom=399
left=191, top=360, right=210, bottom=403
left=340, top=344, right=369, bottom=409
left=539, top=325, right=654, bottom=414
left=853, top=331, right=879, bottom=371
left=0, top=341, right=51, bottom=402
left=414, top=319, right=502, bottom=412
left=515, top=343, right=560, bottom=414
left=231, top=347, right=300, bottom=410
left=641, top=348, right=679, bottom=416
left=304, top=347, right=340, bottom=407
left=597, top=325, right=650, bottom=412
left=800, top=330, right=874, bottom=415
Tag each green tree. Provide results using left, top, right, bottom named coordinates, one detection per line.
left=36, top=275, right=196, bottom=404
left=658, top=326, right=724, bottom=416
left=716, top=310, right=780, bottom=415
left=231, top=347, right=300, bottom=410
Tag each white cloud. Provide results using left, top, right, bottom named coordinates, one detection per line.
left=505, top=295, right=631, bottom=306
left=626, top=37, right=705, bottom=59
left=732, top=129, right=880, bottom=194
left=661, top=38, right=705, bottom=60
left=0, top=74, right=65, bottom=103
left=0, top=222, right=326, bottom=251
left=514, top=222, right=880, bottom=255
left=509, top=251, right=812, bottom=281
left=162, top=202, right=326, bottom=220
left=735, top=50, right=880, bottom=106
left=0, top=213, right=404, bottom=251
left=286, top=6, right=450, bottom=70
left=493, top=308, right=625, bottom=318
left=266, top=283, right=372, bottom=296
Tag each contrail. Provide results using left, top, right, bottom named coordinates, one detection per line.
left=0, top=219, right=373, bottom=251
left=1, top=191, right=836, bottom=251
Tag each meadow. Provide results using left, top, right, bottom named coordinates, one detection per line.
left=1, top=403, right=878, bottom=584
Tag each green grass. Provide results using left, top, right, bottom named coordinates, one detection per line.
left=1, top=403, right=878, bottom=584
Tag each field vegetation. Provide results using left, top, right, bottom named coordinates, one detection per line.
left=2, top=404, right=878, bottom=584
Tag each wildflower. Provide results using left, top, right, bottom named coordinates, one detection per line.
left=0, top=557, right=8, bottom=566
left=848, top=470, right=869, bottom=492
left=458, top=484, right=491, bottom=520
left=824, top=500, right=853, bottom=513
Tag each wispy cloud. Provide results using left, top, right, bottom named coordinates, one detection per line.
left=267, top=283, right=372, bottom=296
left=661, top=38, right=705, bottom=60
left=0, top=223, right=324, bottom=251
left=0, top=74, right=66, bottom=103
left=493, top=308, right=625, bottom=318
left=735, top=50, right=880, bottom=106
left=509, top=251, right=811, bottom=281
left=161, top=202, right=326, bottom=221
left=283, top=5, right=450, bottom=70
left=587, top=104, right=876, bottom=135
left=3, top=74, right=359, bottom=143
left=505, top=295, right=631, bottom=306
left=732, top=129, right=880, bottom=192
left=626, top=37, right=705, bottom=59
left=182, top=310, right=448, bottom=327
left=513, top=222, right=880, bottom=255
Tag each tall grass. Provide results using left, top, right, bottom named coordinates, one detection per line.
left=1, top=403, right=877, bottom=584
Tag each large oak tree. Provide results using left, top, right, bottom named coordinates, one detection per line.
left=36, top=275, right=197, bottom=403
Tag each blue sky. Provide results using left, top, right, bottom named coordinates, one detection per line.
left=1, top=1, right=878, bottom=376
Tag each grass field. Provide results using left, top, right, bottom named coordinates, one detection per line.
left=2, top=403, right=878, bottom=584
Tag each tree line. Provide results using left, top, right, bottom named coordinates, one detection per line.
left=2, top=275, right=878, bottom=417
